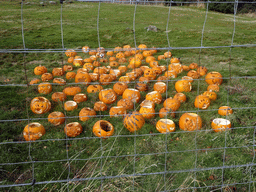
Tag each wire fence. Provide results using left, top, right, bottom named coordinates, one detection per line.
left=0, top=0, right=256, bottom=191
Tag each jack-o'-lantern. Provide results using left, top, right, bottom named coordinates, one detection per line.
left=164, top=70, right=177, bottom=79
left=118, top=57, right=127, bottom=64
left=145, top=56, right=156, bottom=64
left=158, top=108, right=175, bottom=118
left=163, top=97, right=181, bottom=111
left=138, top=44, right=147, bottom=50
left=179, top=113, right=202, bottom=131
left=34, top=65, right=47, bottom=75
left=197, top=66, right=208, bottom=76
left=38, top=83, right=52, bottom=94
left=194, top=95, right=211, bottom=109
left=119, top=76, right=130, bottom=84
left=109, top=106, right=127, bottom=118
left=93, top=61, right=101, bottom=67
left=89, top=73, right=99, bottom=81
left=218, top=106, right=233, bottom=116
left=152, top=66, right=162, bottom=75
left=139, top=105, right=155, bottom=119
left=140, top=65, right=150, bottom=72
left=168, top=63, right=183, bottom=74
left=93, top=67, right=106, bottom=75
left=83, top=63, right=94, bottom=71
left=64, top=122, right=83, bottom=137
left=139, top=76, right=149, bottom=84
left=99, top=88, right=117, bottom=104
left=41, top=73, right=53, bottom=82
left=159, top=65, right=167, bottom=72
left=170, top=57, right=180, bottom=64
left=53, top=78, right=66, bottom=86
left=182, top=65, right=190, bottom=71
left=84, top=58, right=93, bottom=63
left=48, top=111, right=65, bottom=126
left=93, top=120, right=114, bottom=138
left=135, top=82, right=148, bottom=92
left=116, top=52, right=125, bottom=59
left=87, top=84, right=103, bottom=93
left=142, top=50, right=152, bottom=57
left=153, top=82, right=167, bottom=94
left=30, top=78, right=40, bottom=85
left=30, top=97, right=51, bottom=114
left=64, top=101, right=78, bottom=111
left=23, top=122, right=45, bottom=141
left=203, top=91, right=217, bottom=101
left=79, top=107, right=96, bottom=121
left=99, top=74, right=112, bottom=85
left=207, top=84, right=220, bottom=92
left=73, top=58, right=84, bottom=67
left=157, top=76, right=168, bottom=82
left=122, top=88, right=141, bottom=103
left=182, top=76, right=193, bottom=83
left=187, top=70, right=200, bottom=79
left=114, top=46, right=123, bottom=53
left=205, top=72, right=223, bottom=85
left=156, top=119, right=175, bottom=133
left=109, top=61, right=119, bottom=68
left=73, top=93, right=87, bottom=103
left=126, top=72, right=137, bottom=81
left=117, top=98, right=134, bottom=110
left=132, top=68, right=143, bottom=77
left=118, top=65, right=127, bottom=74
left=158, top=55, right=166, bottom=60
left=173, top=93, right=186, bottom=103
left=63, top=86, right=81, bottom=96
left=113, top=82, right=128, bottom=95
left=189, top=63, right=198, bottom=70
left=65, top=49, right=77, bottom=57
left=144, top=68, right=156, bottom=80
left=164, top=51, right=172, bottom=58
left=109, top=56, right=117, bottom=62
left=75, top=71, right=91, bottom=85
left=140, top=100, right=155, bottom=109
left=68, top=57, right=74, bottom=64
left=175, top=80, right=192, bottom=93
left=211, top=118, right=231, bottom=132
left=52, top=68, right=64, bottom=77
left=63, top=65, right=73, bottom=72
left=145, top=91, right=162, bottom=104
left=106, top=51, right=114, bottom=56
left=124, top=51, right=132, bottom=57
left=129, top=58, right=142, bottom=68
left=94, top=101, right=108, bottom=111
left=82, top=46, right=90, bottom=53
left=51, top=92, right=66, bottom=102
left=123, top=111, right=145, bottom=132
left=123, top=44, right=131, bottom=51
left=89, top=50, right=97, bottom=55
left=66, top=72, right=76, bottom=80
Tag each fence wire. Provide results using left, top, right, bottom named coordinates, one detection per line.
left=1, top=0, right=256, bottom=191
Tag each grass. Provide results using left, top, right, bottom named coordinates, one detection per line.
left=0, top=0, right=256, bottom=191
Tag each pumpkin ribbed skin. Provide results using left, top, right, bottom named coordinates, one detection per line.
left=163, top=98, right=181, bottom=111
left=23, top=122, right=46, bottom=141
left=139, top=105, right=155, bottom=119
left=34, top=65, right=47, bottom=75
left=109, top=106, right=127, bottom=118
left=123, top=111, right=145, bottom=132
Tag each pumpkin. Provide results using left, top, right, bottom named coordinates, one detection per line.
left=123, top=111, right=145, bottom=132
left=218, top=106, right=233, bottom=116
left=83, top=63, right=94, bottom=71
left=126, top=72, right=137, bottom=81
left=170, top=57, right=180, bottom=64
left=122, top=88, right=141, bottom=103
left=82, top=46, right=90, bottom=53
left=64, top=122, right=83, bottom=137
left=129, top=58, right=142, bottom=68
left=182, top=76, right=193, bottom=83
left=117, top=98, right=134, bottom=110
left=124, top=51, right=132, bottom=57
left=182, top=65, right=190, bottom=71
left=65, top=49, right=77, bottom=57
left=52, top=68, right=64, bottom=77
left=23, top=122, right=46, bottom=141
left=93, top=61, right=101, bottom=67
left=211, top=118, right=231, bottom=132
left=48, top=111, right=65, bottom=126
left=38, top=82, right=52, bottom=94
left=99, top=88, right=117, bottom=104
left=66, top=72, right=76, bottom=80
left=116, top=52, right=125, bottom=59
left=144, top=68, right=156, bottom=80
left=84, top=58, right=93, bottom=63
left=207, top=84, right=220, bottom=92
left=119, top=76, right=130, bottom=84
left=87, top=84, right=103, bottom=93
left=135, top=82, right=148, bottom=92
left=64, top=101, right=78, bottom=111
left=168, top=63, right=183, bottom=74
left=205, top=72, right=223, bottom=85
left=139, top=105, right=155, bottom=119
left=53, top=78, right=66, bottom=86
left=179, top=113, right=202, bottom=131
left=159, top=65, right=167, bottom=72
left=157, top=76, right=168, bottom=82
left=106, top=51, right=114, bottom=56
left=93, top=67, right=106, bottom=75
left=163, top=97, right=181, bottom=111
left=123, top=44, right=131, bottom=50
left=194, top=95, right=211, bottom=109
left=150, top=47, right=158, bottom=54
left=52, top=92, right=66, bottom=102
left=138, top=44, right=147, bottom=50
left=73, top=58, right=84, bottom=67
left=34, top=65, right=47, bottom=75
left=189, top=63, right=198, bottom=69
left=93, top=120, right=114, bottom=138
left=164, top=51, right=172, bottom=58
left=30, top=97, right=51, bottom=114
left=75, top=71, right=91, bottom=85
left=197, top=66, right=208, bottom=76
left=139, top=76, right=149, bottom=84
left=63, top=86, right=81, bottom=96
left=132, top=68, right=143, bottom=77
left=41, top=73, right=53, bottom=82
left=73, top=93, right=87, bottom=103
left=114, top=46, right=123, bottom=53
left=90, top=55, right=97, bottom=61
left=113, top=82, right=128, bottom=95
left=94, top=101, right=108, bottom=111
left=158, top=55, right=166, bottom=60
left=67, top=57, right=74, bottom=64
left=99, top=74, right=112, bottom=85
left=159, top=107, right=175, bottom=118
left=89, top=73, right=99, bottom=81
left=142, top=50, right=152, bottom=57
left=145, top=91, right=162, bottom=104
left=145, top=56, right=156, bottom=64
left=79, top=107, right=96, bottom=121
left=203, top=91, right=217, bottom=101
left=187, top=70, right=200, bottom=79
left=175, top=80, right=192, bottom=93
left=89, top=50, right=97, bottom=55
left=97, top=47, right=105, bottom=53
left=152, top=66, right=162, bottom=76
left=164, top=70, right=177, bottom=79
left=109, top=56, right=117, bottom=62
left=109, top=106, right=127, bottom=118
left=156, top=119, right=175, bottom=133
left=110, top=61, right=119, bottom=68
left=153, top=82, right=167, bottom=94
left=77, top=68, right=88, bottom=74
left=173, top=93, right=187, bottom=103
left=118, top=65, right=127, bottom=74
left=140, top=65, right=150, bottom=72
left=140, top=100, right=155, bottom=109
left=29, top=78, right=40, bottom=85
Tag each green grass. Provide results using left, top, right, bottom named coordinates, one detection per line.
left=0, top=1, right=256, bottom=191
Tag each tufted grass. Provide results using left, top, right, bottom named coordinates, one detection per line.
left=0, top=1, right=256, bottom=191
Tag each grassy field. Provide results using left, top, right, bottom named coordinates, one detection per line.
left=0, top=0, right=256, bottom=191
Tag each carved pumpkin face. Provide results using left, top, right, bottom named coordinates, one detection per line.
left=99, top=74, right=113, bottom=85
left=218, top=106, right=233, bottom=116
left=75, top=71, right=91, bottom=85
left=129, top=58, right=142, bottom=69
left=123, top=111, right=145, bottom=132
left=23, top=122, right=46, bottom=141
left=159, top=108, right=175, bottom=118
left=30, top=97, right=51, bottom=114
left=119, top=76, right=130, bottom=84
left=173, top=93, right=187, bottom=103
left=79, top=107, right=96, bottom=121
left=156, top=119, right=175, bottom=133
left=189, top=63, right=198, bottom=70
left=142, top=50, right=152, bottom=57
left=135, top=82, right=148, bottom=92
left=93, top=120, right=114, bottom=138
left=179, top=113, right=202, bottom=131
left=168, top=63, right=183, bottom=74
left=83, top=63, right=94, bottom=71
left=164, top=51, right=172, bottom=58
left=48, top=111, right=65, bottom=126
left=175, top=80, right=192, bottom=93
left=34, top=65, right=47, bottom=75
left=88, top=73, right=99, bottom=82
left=53, top=78, right=66, bottom=86
left=145, top=56, right=156, bottom=64
left=116, top=52, right=125, bottom=59
left=170, top=57, right=180, bottom=64
left=118, top=65, right=127, bottom=74
left=164, top=70, right=177, bottom=79
left=38, top=82, right=52, bottom=94
left=82, top=46, right=90, bottom=53
left=65, top=49, right=77, bottom=57
left=207, top=84, right=220, bottom=92
left=106, top=51, right=114, bottom=56
left=211, top=118, right=231, bottom=132
left=99, top=89, right=117, bottom=104
left=187, top=70, right=200, bottom=79
left=152, top=66, right=162, bottom=76
left=66, top=72, right=76, bottom=80
left=73, top=58, right=84, bottom=67
left=197, top=66, right=208, bottom=76
left=52, top=92, right=66, bottom=102
left=84, top=58, right=93, bottom=63
left=194, top=95, right=211, bottom=109
left=144, top=68, right=156, bottom=80
left=41, top=73, right=53, bottom=82
left=110, top=61, right=119, bottom=68
left=64, top=122, right=83, bottom=137
left=205, top=72, right=223, bottom=85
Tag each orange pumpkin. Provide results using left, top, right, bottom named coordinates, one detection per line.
left=118, top=65, right=127, bottom=74
left=138, top=44, right=147, bottom=50
left=164, top=70, right=177, bottom=79
left=142, top=50, right=152, bottom=57
left=145, top=56, right=156, bottom=64
left=119, top=76, right=130, bottom=84
left=168, top=63, right=183, bottom=74
left=109, top=106, right=127, bottom=118
left=139, top=76, right=150, bottom=84
left=53, top=78, right=66, bottom=86
left=158, top=107, right=175, bottom=118
left=83, top=63, right=94, bottom=71
left=68, top=57, right=74, bottom=64
left=73, top=58, right=84, bottom=67
left=157, top=76, right=168, bottom=82
left=187, top=70, right=200, bottom=79
left=99, top=74, right=113, bottom=85
left=122, top=88, right=141, bottom=103
left=140, top=100, right=155, bottom=109
left=63, top=86, right=81, bottom=96
left=64, top=101, right=78, bottom=111
left=110, top=61, right=119, bottom=68
left=117, top=98, right=134, bottom=110
left=156, top=119, right=175, bottom=133
left=123, top=111, right=145, bottom=132
left=30, top=97, right=51, bottom=114
left=89, top=73, right=100, bottom=82
left=164, top=51, right=172, bottom=58
left=65, top=49, right=77, bottom=57
left=170, top=57, right=180, bottom=64
left=87, top=84, right=103, bottom=93
left=203, top=91, right=217, bottom=101
left=82, top=46, right=90, bottom=53
left=64, top=122, right=83, bottom=137
left=175, top=80, right=192, bottom=93
left=211, top=118, right=231, bottom=132
left=93, top=120, right=114, bottom=138
left=106, top=51, right=114, bottom=56
left=66, top=72, right=76, bottom=80
left=179, top=113, right=202, bottom=131
left=79, top=107, right=96, bottom=121
left=207, top=84, right=220, bottom=92
left=197, top=66, right=208, bottom=76
left=75, top=71, right=91, bottom=85
left=84, top=58, right=93, bottom=63
left=153, top=82, right=167, bottom=93
left=38, top=82, right=52, bottom=94
left=205, top=72, right=223, bottom=85
left=52, top=68, right=64, bottom=77
left=99, top=88, right=117, bottom=104
left=173, top=93, right=187, bottom=103
left=218, top=106, right=233, bottom=116
left=48, top=111, right=65, bottom=126
left=126, top=72, right=137, bottom=81
left=94, top=101, right=108, bottom=111
left=23, top=122, right=46, bottom=141
left=182, top=65, right=190, bottom=71
left=139, top=105, right=155, bottom=119
left=34, top=65, right=47, bottom=75
left=144, top=68, right=156, bottom=80
left=52, top=92, right=66, bottom=102
left=182, top=76, right=194, bottom=83
left=163, top=97, right=181, bottom=111
left=129, top=58, right=142, bottom=68
left=116, top=52, right=125, bottom=59
left=29, top=78, right=40, bottom=85
left=158, top=55, right=166, bottom=60
left=135, top=82, right=148, bottom=92
left=73, top=93, right=87, bottom=103
left=41, top=73, right=53, bottom=82
left=145, top=91, right=162, bottom=104
left=194, top=95, right=211, bottom=109
left=152, top=66, right=162, bottom=75
left=189, top=63, right=198, bottom=70
left=113, top=82, right=128, bottom=95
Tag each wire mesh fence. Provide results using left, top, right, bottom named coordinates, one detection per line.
left=0, top=0, right=256, bottom=191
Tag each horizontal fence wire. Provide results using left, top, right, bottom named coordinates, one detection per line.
left=1, top=0, right=256, bottom=191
